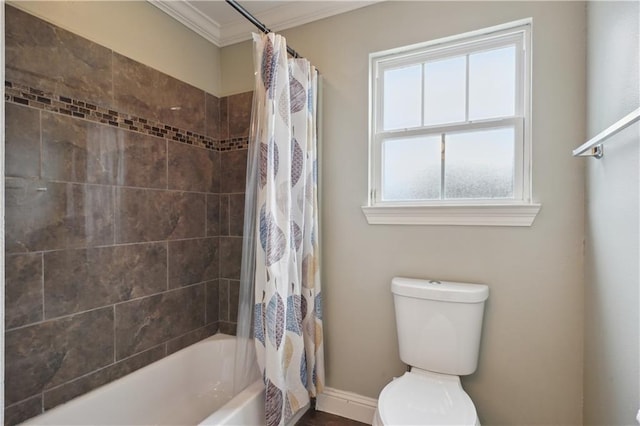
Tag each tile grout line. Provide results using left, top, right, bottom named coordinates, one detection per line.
left=5, top=281, right=210, bottom=334
left=165, top=138, right=169, bottom=191
left=111, top=49, right=115, bottom=112
left=112, top=185, right=117, bottom=246
left=166, top=136, right=170, bottom=294
left=113, top=305, right=117, bottom=363
left=2, top=394, right=36, bottom=417
left=38, top=107, right=43, bottom=182
left=7, top=235, right=221, bottom=256
left=42, top=341, right=167, bottom=397
left=204, top=280, right=208, bottom=325
left=204, top=191, right=208, bottom=238
left=227, top=195, right=231, bottom=236
left=166, top=325, right=213, bottom=355
left=41, top=252, right=45, bottom=323
left=24, top=176, right=217, bottom=196
left=227, top=277, right=231, bottom=324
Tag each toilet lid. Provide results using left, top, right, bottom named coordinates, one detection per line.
left=378, top=371, right=477, bottom=425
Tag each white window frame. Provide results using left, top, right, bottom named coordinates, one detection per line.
left=363, top=19, right=540, bottom=226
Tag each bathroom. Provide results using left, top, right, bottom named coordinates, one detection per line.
left=2, top=1, right=638, bottom=425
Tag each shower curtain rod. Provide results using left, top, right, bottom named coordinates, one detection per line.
left=225, top=0, right=303, bottom=59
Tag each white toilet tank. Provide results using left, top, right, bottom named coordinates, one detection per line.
left=392, top=277, right=489, bottom=376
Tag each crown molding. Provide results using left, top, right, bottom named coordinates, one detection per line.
left=148, top=0, right=223, bottom=46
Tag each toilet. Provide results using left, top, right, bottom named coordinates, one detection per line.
left=373, top=277, right=489, bottom=426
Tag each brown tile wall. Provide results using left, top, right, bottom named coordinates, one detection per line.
left=4, top=5, right=251, bottom=425
left=215, top=83, right=252, bottom=336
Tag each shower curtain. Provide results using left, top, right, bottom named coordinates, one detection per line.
left=243, top=32, right=324, bottom=426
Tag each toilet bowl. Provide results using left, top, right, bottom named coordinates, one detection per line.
left=373, top=370, right=479, bottom=426
left=375, top=277, right=489, bottom=426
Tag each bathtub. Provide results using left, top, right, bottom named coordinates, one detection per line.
left=22, top=334, right=264, bottom=425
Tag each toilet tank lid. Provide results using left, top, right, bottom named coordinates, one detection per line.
left=391, top=277, right=489, bottom=303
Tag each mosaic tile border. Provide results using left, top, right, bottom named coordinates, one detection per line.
left=219, top=137, right=250, bottom=151
left=5, top=81, right=250, bottom=153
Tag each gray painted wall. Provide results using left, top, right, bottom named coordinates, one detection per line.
left=584, top=2, right=640, bottom=424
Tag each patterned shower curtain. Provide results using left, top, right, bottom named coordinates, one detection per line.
left=251, top=32, right=324, bottom=426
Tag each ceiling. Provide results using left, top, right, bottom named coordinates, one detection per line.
left=149, top=0, right=379, bottom=47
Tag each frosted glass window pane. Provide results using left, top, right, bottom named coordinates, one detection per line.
left=383, top=135, right=441, bottom=201
left=383, top=65, right=422, bottom=130
left=444, top=127, right=514, bottom=199
left=424, top=56, right=466, bottom=126
left=469, top=46, right=516, bottom=120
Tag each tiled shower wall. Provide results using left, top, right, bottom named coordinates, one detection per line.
left=4, top=6, right=251, bottom=425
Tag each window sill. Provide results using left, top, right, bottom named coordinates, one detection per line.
left=361, top=203, right=541, bottom=226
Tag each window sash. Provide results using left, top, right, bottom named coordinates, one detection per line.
left=375, top=32, right=525, bottom=133
left=372, top=117, right=525, bottom=206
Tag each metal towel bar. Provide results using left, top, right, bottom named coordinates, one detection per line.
left=573, top=107, right=640, bottom=159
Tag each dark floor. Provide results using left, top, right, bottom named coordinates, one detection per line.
left=295, top=409, right=368, bottom=426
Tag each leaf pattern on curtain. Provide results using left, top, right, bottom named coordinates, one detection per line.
left=284, top=395, right=293, bottom=421
left=262, top=37, right=278, bottom=99
left=290, top=75, right=306, bottom=113
left=266, top=379, right=283, bottom=426
left=251, top=32, right=324, bottom=426
left=278, top=89, right=290, bottom=125
left=254, top=301, right=266, bottom=345
left=259, top=206, right=287, bottom=266
left=291, top=138, right=304, bottom=187
left=300, top=351, right=308, bottom=388
left=266, top=293, right=285, bottom=349
left=286, top=290, right=303, bottom=336
left=291, top=221, right=302, bottom=252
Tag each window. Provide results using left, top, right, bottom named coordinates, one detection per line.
left=364, top=20, right=540, bottom=226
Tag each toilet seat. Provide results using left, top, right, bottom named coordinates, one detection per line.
left=374, top=370, right=478, bottom=426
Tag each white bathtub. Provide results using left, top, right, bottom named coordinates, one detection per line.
left=22, top=334, right=265, bottom=426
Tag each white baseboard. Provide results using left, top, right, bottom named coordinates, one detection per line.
left=316, top=387, right=378, bottom=425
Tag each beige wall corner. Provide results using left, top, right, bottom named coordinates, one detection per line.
left=221, top=39, right=254, bottom=97
left=7, top=0, right=221, bottom=96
